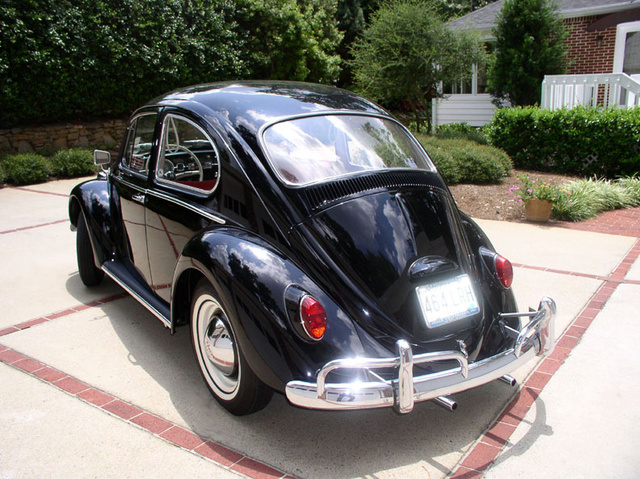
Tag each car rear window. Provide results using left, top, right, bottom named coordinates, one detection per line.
left=262, top=114, right=435, bottom=186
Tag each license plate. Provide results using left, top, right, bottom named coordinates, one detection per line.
left=416, top=274, right=480, bottom=328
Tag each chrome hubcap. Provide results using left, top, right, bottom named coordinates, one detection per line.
left=193, top=294, right=241, bottom=398
left=203, top=318, right=237, bottom=377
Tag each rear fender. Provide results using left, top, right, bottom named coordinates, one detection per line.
left=69, top=179, right=113, bottom=268
left=172, top=227, right=366, bottom=393
left=459, top=212, right=519, bottom=355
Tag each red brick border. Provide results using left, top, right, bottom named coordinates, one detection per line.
left=15, top=186, right=72, bottom=198
left=449, top=238, right=640, bottom=478
left=0, top=219, right=69, bottom=235
left=0, top=293, right=128, bottom=338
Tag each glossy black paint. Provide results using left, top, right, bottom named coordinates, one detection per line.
left=70, top=81, right=518, bottom=397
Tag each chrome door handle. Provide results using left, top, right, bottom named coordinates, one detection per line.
left=132, top=193, right=145, bottom=204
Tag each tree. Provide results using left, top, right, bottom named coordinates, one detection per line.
left=435, top=0, right=497, bottom=19
left=234, top=0, right=342, bottom=83
left=336, top=0, right=366, bottom=86
left=487, top=0, right=567, bottom=106
left=350, top=0, right=485, bottom=131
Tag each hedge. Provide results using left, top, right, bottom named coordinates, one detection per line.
left=417, top=135, right=513, bottom=184
left=487, top=106, right=640, bottom=177
left=0, top=153, right=53, bottom=185
left=0, top=149, right=96, bottom=185
left=50, top=149, right=96, bottom=177
left=0, top=0, right=244, bottom=129
left=0, top=1, right=342, bottom=129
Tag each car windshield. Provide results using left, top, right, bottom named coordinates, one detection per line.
left=262, top=114, right=435, bottom=186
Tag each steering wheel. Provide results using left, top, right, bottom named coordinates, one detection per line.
left=165, top=144, right=204, bottom=181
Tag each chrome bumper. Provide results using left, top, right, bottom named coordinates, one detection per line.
left=285, top=297, right=556, bottom=413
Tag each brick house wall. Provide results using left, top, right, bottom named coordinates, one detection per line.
left=562, top=16, right=617, bottom=75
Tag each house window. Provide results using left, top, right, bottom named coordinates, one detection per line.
left=623, top=31, right=640, bottom=75
left=614, top=21, right=640, bottom=77
left=443, top=78, right=473, bottom=94
left=477, top=62, right=488, bottom=94
left=442, top=44, right=491, bottom=95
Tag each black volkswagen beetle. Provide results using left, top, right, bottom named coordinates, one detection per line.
left=70, top=81, right=556, bottom=416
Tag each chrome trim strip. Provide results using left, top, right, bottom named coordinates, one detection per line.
left=146, top=189, right=226, bottom=224
left=102, top=264, right=171, bottom=329
left=114, top=176, right=226, bottom=225
left=286, top=297, right=556, bottom=413
left=116, top=177, right=147, bottom=193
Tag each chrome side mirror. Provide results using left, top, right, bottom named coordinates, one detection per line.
left=94, top=150, right=112, bottom=173
left=94, top=149, right=111, bottom=166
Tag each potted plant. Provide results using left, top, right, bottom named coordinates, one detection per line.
left=509, top=174, right=569, bottom=222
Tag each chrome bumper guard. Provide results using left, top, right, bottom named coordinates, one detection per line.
left=286, top=297, right=556, bottom=413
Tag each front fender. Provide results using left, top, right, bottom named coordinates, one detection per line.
left=69, top=178, right=113, bottom=267
left=172, top=227, right=366, bottom=393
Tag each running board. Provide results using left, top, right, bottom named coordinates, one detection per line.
left=102, top=260, right=171, bottom=329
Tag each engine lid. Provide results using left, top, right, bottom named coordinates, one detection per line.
left=294, top=186, right=484, bottom=349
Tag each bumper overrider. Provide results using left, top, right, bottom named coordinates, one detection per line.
left=286, top=297, right=556, bottom=413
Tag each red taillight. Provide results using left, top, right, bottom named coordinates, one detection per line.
left=300, top=296, right=327, bottom=340
left=495, top=255, right=513, bottom=289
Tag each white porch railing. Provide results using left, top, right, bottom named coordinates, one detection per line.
left=541, top=73, right=640, bottom=110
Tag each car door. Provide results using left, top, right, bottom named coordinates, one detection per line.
left=111, top=111, right=159, bottom=285
left=144, top=112, right=223, bottom=302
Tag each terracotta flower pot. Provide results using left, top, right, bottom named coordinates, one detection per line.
left=524, top=199, right=552, bottom=222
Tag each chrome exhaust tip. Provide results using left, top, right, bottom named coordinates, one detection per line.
left=434, top=396, right=457, bottom=411
left=499, top=374, right=517, bottom=386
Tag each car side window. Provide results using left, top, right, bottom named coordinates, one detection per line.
left=156, top=115, right=220, bottom=193
left=122, top=114, right=157, bottom=173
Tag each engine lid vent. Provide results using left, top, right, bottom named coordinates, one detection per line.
left=303, top=170, right=440, bottom=211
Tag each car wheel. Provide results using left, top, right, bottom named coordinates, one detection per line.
left=76, top=212, right=104, bottom=287
left=191, top=280, right=272, bottom=415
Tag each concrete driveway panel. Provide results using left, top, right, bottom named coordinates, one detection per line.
left=0, top=223, right=122, bottom=328
left=0, top=188, right=67, bottom=232
left=511, top=267, right=602, bottom=337
left=483, top=283, right=640, bottom=479
left=476, top=219, right=636, bottom=277
left=0, top=363, right=243, bottom=479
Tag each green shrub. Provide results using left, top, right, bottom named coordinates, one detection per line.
left=1, top=153, right=52, bottom=185
left=427, top=148, right=461, bottom=184
left=51, top=149, right=96, bottom=177
left=433, top=123, right=489, bottom=145
left=0, top=156, right=6, bottom=184
left=553, top=177, right=640, bottom=221
left=418, top=135, right=512, bottom=184
left=488, top=106, right=640, bottom=177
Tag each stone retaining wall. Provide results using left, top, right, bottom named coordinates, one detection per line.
left=0, top=119, right=128, bottom=155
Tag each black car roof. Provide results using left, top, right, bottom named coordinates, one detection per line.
left=150, top=81, right=389, bottom=137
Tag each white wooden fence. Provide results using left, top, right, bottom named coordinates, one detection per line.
left=541, top=73, right=640, bottom=110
